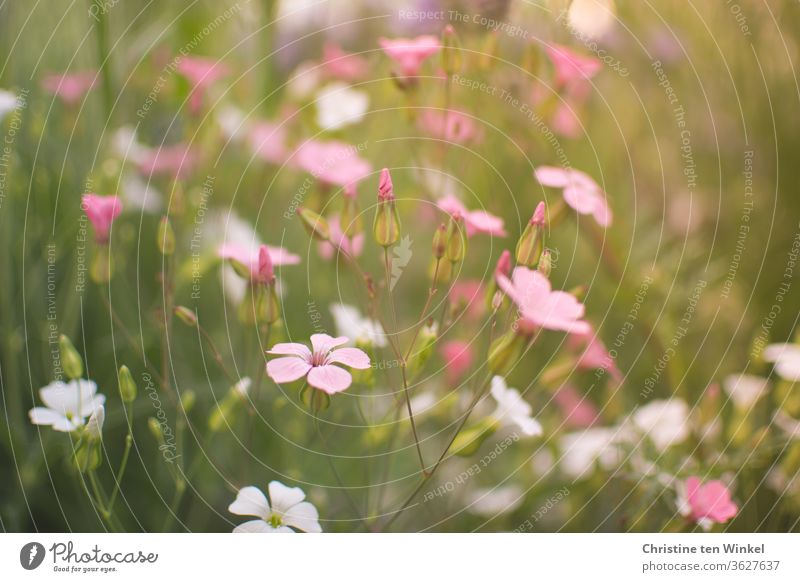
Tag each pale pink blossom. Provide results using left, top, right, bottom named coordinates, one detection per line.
left=418, top=109, right=483, bottom=144
left=41, top=71, right=96, bottom=105
left=317, top=216, right=365, bottom=260
left=379, top=35, right=440, bottom=77
left=554, top=384, right=598, bottom=428
left=82, top=194, right=122, bottom=244
left=176, top=56, right=229, bottom=114
left=218, top=242, right=300, bottom=283
left=138, top=143, right=197, bottom=180
left=293, top=139, right=372, bottom=188
left=497, top=267, right=590, bottom=334
left=437, top=195, right=506, bottom=238
left=679, top=477, right=738, bottom=529
left=534, top=166, right=612, bottom=227
left=248, top=121, right=288, bottom=164
left=321, top=42, right=368, bottom=81
left=266, top=334, right=370, bottom=394
left=439, top=340, right=474, bottom=385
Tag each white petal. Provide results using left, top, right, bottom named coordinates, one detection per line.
left=228, top=486, right=270, bottom=519
left=268, top=480, right=306, bottom=514
left=282, top=501, right=322, bottom=533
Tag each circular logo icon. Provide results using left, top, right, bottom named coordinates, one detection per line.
left=20, top=542, right=46, bottom=570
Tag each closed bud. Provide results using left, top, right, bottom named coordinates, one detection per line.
left=118, top=365, right=138, bottom=403
left=444, top=213, right=467, bottom=263
left=297, top=207, right=330, bottom=241
left=157, top=216, right=175, bottom=255
left=432, top=223, right=447, bottom=259
left=441, top=25, right=463, bottom=76
left=59, top=335, right=84, bottom=380
left=515, top=201, right=546, bottom=267
left=488, top=330, right=527, bottom=376
left=173, top=305, right=198, bottom=327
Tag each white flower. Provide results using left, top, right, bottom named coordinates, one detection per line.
left=0, top=89, right=18, bottom=121
left=315, top=83, right=369, bottom=131
left=85, top=405, right=105, bottom=439
left=228, top=481, right=322, bottom=533
left=559, top=427, right=622, bottom=479
left=330, top=303, right=387, bottom=347
left=631, top=399, right=689, bottom=451
left=723, top=374, right=769, bottom=408
left=489, top=376, right=543, bottom=437
left=763, top=343, right=800, bottom=382
left=567, top=0, right=616, bottom=39
left=29, top=379, right=106, bottom=433
left=466, top=485, right=524, bottom=517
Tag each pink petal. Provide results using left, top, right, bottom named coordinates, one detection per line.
left=307, top=365, right=353, bottom=394
left=327, top=347, right=370, bottom=369
left=266, top=357, right=311, bottom=384
left=310, top=333, right=349, bottom=355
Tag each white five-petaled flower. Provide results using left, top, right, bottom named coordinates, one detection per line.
left=314, top=82, right=369, bottom=131
left=763, top=343, right=800, bottom=382
left=228, top=481, right=322, bottom=533
left=330, top=303, right=387, bottom=348
left=29, top=379, right=106, bottom=433
left=489, top=376, right=543, bottom=437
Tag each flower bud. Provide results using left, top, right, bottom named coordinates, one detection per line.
left=441, top=25, right=463, bottom=76
left=59, top=335, right=84, bottom=380
left=173, top=305, right=198, bottom=327
left=297, top=207, right=330, bottom=241
left=432, top=223, right=447, bottom=259
left=373, top=169, right=401, bottom=247
left=118, top=365, right=138, bottom=403
left=444, top=213, right=467, bottom=263
left=157, top=216, right=175, bottom=255
left=515, top=201, right=546, bottom=267
left=488, top=330, right=527, bottom=376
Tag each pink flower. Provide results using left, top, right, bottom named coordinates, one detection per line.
left=82, top=194, right=122, bottom=244
left=681, top=477, right=738, bottom=528
left=318, top=216, right=364, bottom=260
left=379, top=35, right=440, bottom=77
left=293, top=139, right=372, bottom=188
left=497, top=267, right=590, bottom=334
left=545, top=44, right=601, bottom=93
left=322, top=42, right=368, bottom=81
left=266, top=334, right=370, bottom=394
left=534, top=166, right=612, bottom=227
left=439, top=340, right=474, bottom=385
left=554, top=384, right=598, bottom=428
left=570, top=327, right=622, bottom=381
left=41, top=71, right=96, bottom=105
left=448, top=280, right=485, bottom=320
left=138, top=143, right=198, bottom=180
left=218, top=242, right=300, bottom=283
left=437, top=195, right=507, bottom=238
left=176, top=56, right=229, bottom=114
left=418, top=109, right=483, bottom=144
left=248, top=120, right=288, bottom=165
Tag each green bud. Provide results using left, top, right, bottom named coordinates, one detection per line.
left=297, top=207, right=330, bottom=241
left=488, top=330, right=527, bottom=376
left=59, top=335, right=84, bottom=380
left=118, top=365, right=138, bottom=403
left=157, top=216, right=175, bottom=255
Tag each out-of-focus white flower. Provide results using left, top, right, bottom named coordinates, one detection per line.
left=0, top=89, right=18, bottom=121
left=85, top=405, right=105, bottom=439
left=216, top=105, right=248, bottom=142
left=490, top=376, right=542, bottom=437
left=763, top=343, right=800, bottom=382
left=631, top=399, right=689, bottom=451
left=120, top=173, right=162, bottom=214
left=330, top=303, right=387, bottom=347
left=29, top=380, right=106, bottom=433
left=228, top=481, right=322, bottom=533
left=559, top=427, right=622, bottom=479
left=315, top=82, right=369, bottom=131
left=567, top=0, right=616, bottom=39
left=723, top=374, right=769, bottom=409
left=286, top=61, right=321, bottom=100
left=466, top=485, right=524, bottom=517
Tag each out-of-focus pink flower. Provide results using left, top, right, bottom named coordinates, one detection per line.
left=318, top=216, right=364, bottom=260
left=266, top=333, right=370, bottom=394
left=439, top=340, right=474, bottom=385
left=138, top=143, right=198, bottom=180
left=218, top=242, right=300, bottom=283
left=248, top=121, right=287, bottom=165
left=448, top=280, right=485, bottom=320
left=41, top=71, right=96, bottom=105
left=82, top=194, right=122, bottom=244
left=680, top=477, right=738, bottom=529
left=418, top=109, right=483, bottom=144
left=534, top=166, right=612, bottom=227
left=437, top=195, right=506, bottom=238
left=570, top=327, right=622, bottom=381
left=176, top=56, right=229, bottom=114
left=554, top=384, right=598, bottom=428
left=497, top=267, right=590, bottom=335
left=545, top=43, right=601, bottom=93
left=321, top=42, right=368, bottom=81
left=379, top=35, right=440, bottom=77
left=293, top=139, right=372, bottom=188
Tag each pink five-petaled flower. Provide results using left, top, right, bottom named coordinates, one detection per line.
left=534, top=166, right=612, bottom=227
left=176, top=56, right=229, bottom=114
left=82, top=194, right=122, bottom=244
left=41, top=71, right=96, bottom=105
left=218, top=242, right=300, bottom=284
left=680, top=476, right=738, bottom=530
left=438, top=195, right=507, bottom=237
left=497, top=267, right=590, bottom=334
left=379, top=35, right=440, bottom=78
left=266, top=334, right=370, bottom=395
